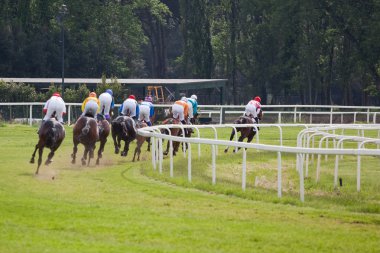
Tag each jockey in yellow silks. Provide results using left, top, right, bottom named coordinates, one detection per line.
left=81, top=92, right=100, bottom=118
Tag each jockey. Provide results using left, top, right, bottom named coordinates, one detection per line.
left=81, top=92, right=100, bottom=118
left=119, top=94, right=140, bottom=119
left=42, top=92, right=66, bottom=124
left=244, top=96, right=262, bottom=124
left=138, top=95, right=155, bottom=126
left=98, top=89, right=114, bottom=121
left=172, top=97, right=189, bottom=135
left=187, top=94, right=198, bottom=124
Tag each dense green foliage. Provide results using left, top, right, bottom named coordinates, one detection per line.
left=0, top=124, right=379, bottom=252
left=1, top=0, right=380, bottom=105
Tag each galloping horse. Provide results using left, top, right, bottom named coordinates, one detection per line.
left=71, top=116, right=99, bottom=166
left=161, top=117, right=182, bottom=156
left=96, top=115, right=110, bottom=165
left=111, top=116, right=149, bottom=161
left=224, top=110, right=263, bottom=153
left=132, top=120, right=149, bottom=162
left=111, top=116, right=137, bottom=157
left=30, top=118, right=65, bottom=174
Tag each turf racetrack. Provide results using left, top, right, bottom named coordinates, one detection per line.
left=0, top=124, right=379, bottom=252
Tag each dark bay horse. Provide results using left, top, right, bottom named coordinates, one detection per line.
left=30, top=119, right=65, bottom=174
left=161, top=117, right=182, bottom=156
left=111, top=116, right=137, bottom=157
left=96, top=116, right=110, bottom=165
left=71, top=116, right=99, bottom=166
left=111, top=116, right=150, bottom=161
left=224, top=115, right=260, bottom=153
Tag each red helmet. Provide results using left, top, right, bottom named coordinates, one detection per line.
left=254, top=96, right=261, bottom=103
left=129, top=95, right=136, bottom=100
left=52, top=92, right=61, bottom=97
left=89, top=92, right=97, bottom=98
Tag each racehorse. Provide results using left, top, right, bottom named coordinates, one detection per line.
left=71, top=116, right=99, bottom=166
left=30, top=118, right=65, bottom=174
left=96, top=115, right=110, bottom=165
left=161, top=117, right=183, bottom=156
left=224, top=111, right=262, bottom=153
left=111, top=116, right=137, bottom=157
left=111, top=116, right=150, bottom=161
left=132, top=120, right=149, bottom=162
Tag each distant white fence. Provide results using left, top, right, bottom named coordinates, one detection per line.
left=137, top=123, right=380, bottom=202
left=1, top=102, right=380, bottom=125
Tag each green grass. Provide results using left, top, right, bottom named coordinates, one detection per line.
left=0, top=124, right=379, bottom=252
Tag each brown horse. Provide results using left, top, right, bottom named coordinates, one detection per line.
left=132, top=120, right=149, bottom=162
left=71, top=116, right=99, bottom=166
left=96, top=116, right=110, bottom=165
left=161, top=117, right=183, bottom=156
left=224, top=115, right=258, bottom=153
left=30, top=119, right=65, bottom=174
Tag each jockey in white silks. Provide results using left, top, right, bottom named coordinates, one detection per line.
left=138, top=96, right=155, bottom=126
left=244, top=96, right=262, bottom=124
left=119, top=95, right=140, bottom=119
left=98, top=89, right=114, bottom=121
left=42, top=92, right=66, bottom=123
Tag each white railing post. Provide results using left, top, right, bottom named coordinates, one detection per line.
left=188, top=143, right=192, bottom=182
left=212, top=145, right=216, bottom=185
left=277, top=151, right=282, bottom=198
left=68, top=105, right=71, bottom=125
left=242, top=148, right=247, bottom=191
left=294, top=107, right=297, bottom=123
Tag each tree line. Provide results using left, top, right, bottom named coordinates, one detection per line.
left=0, top=0, right=379, bottom=105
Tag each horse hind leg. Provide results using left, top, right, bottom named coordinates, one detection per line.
left=121, top=140, right=130, bottom=157
left=71, top=142, right=78, bottom=164
left=224, top=129, right=236, bottom=153
left=45, top=149, right=55, bottom=166
left=30, top=144, right=39, bottom=164
left=96, top=140, right=106, bottom=165
left=146, top=137, right=151, bottom=152
left=81, top=148, right=88, bottom=166
left=36, top=147, right=44, bottom=174
left=234, top=135, right=245, bottom=153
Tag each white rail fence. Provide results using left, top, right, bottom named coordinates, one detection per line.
left=137, top=123, right=380, bottom=202
left=1, top=102, right=380, bottom=125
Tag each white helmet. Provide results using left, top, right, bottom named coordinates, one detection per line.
left=181, top=96, right=188, bottom=102
left=191, top=94, right=197, bottom=100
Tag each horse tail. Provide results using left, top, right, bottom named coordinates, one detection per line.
left=121, top=121, right=128, bottom=136
left=45, top=121, right=56, bottom=147
left=102, top=105, right=105, bottom=115
left=82, top=118, right=90, bottom=135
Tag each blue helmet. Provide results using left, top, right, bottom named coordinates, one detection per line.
left=106, top=89, right=113, bottom=96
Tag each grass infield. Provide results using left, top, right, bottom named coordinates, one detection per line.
left=0, top=124, right=379, bottom=253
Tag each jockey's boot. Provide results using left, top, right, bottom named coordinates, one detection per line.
left=146, top=121, right=152, bottom=127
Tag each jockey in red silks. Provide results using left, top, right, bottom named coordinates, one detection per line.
left=244, top=96, right=262, bottom=124
left=119, top=94, right=140, bottom=119
left=43, top=92, right=66, bottom=124
left=81, top=92, right=100, bottom=118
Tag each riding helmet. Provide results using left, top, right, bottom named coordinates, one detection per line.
left=181, top=96, right=188, bottom=102
left=106, top=89, right=113, bottom=96
left=129, top=95, right=136, bottom=100
left=254, top=96, right=261, bottom=103
left=89, top=92, right=97, bottom=98
left=191, top=94, right=197, bottom=100
left=52, top=92, right=61, bottom=97
left=145, top=96, right=153, bottom=102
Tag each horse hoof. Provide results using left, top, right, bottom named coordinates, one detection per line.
left=30, top=159, right=35, bottom=164
left=224, top=149, right=228, bottom=153
left=71, top=160, right=75, bottom=164
left=115, top=149, right=119, bottom=154
left=45, top=160, right=52, bottom=166
left=96, top=160, right=100, bottom=165
left=81, top=160, right=86, bottom=166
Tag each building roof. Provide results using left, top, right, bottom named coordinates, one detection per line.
left=0, top=78, right=227, bottom=89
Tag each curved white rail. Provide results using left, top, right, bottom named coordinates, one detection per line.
left=138, top=123, right=380, bottom=202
